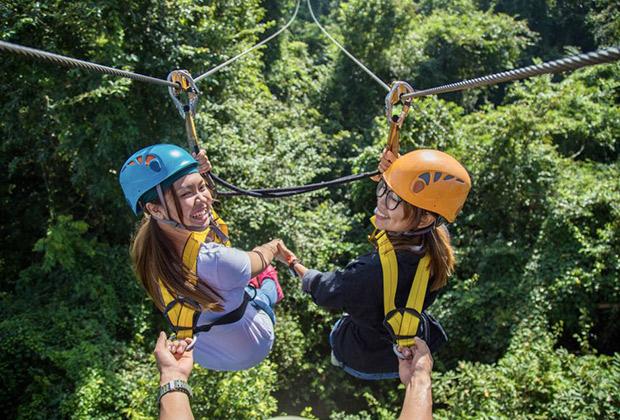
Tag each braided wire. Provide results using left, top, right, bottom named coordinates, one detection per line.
left=194, top=0, right=301, bottom=83
left=0, top=40, right=178, bottom=88
left=402, top=47, right=620, bottom=100
left=307, top=0, right=390, bottom=91
left=213, top=170, right=380, bottom=198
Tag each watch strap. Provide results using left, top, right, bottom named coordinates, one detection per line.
left=157, top=379, right=193, bottom=405
left=288, top=258, right=302, bottom=277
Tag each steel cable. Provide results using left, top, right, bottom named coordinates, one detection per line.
left=307, top=0, right=390, bottom=91
left=402, top=47, right=620, bottom=100
left=194, top=0, right=301, bottom=83
left=0, top=40, right=178, bottom=88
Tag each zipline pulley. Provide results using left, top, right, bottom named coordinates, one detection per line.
left=372, top=81, right=414, bottom=181
left=167, top=69, right=215, bottom=190
left=385, top=80, right=414, bottom=155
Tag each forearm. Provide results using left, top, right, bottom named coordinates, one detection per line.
left=399, top=373, right=433, bottom=420
left=291, top=262, right=308, bottom=278
left=159, top=372, right=193, bottom=420
left=159, top=392, right=193, bottom=420
left=248, top=243, right=277, bottom=277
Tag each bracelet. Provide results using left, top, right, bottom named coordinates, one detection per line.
left=252, top=250, right=267, bottom=269
left=288, top=257, right=302, bottom=277
left=157, top=379, right=193, bottom=406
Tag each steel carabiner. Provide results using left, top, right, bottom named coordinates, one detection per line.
left=385, top=80, right=414, bottom=127
left=167, top=70, right=200, bottom=119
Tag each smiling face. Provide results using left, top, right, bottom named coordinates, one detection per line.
left=165, top=172, right=213, bottom=228
left=374, top=178, right=436, bottom=232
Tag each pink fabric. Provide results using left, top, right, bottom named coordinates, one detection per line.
left=249, top=264, right=284, bottom=303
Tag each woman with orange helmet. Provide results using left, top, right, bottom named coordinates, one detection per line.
left=276, top=148, right=471, bottom=379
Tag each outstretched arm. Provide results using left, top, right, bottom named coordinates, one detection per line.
left=398, top=338, right=434, bottom=420
left=154, top=332, right=195, bottom=420
left=247, top=238, right=287, bottom=277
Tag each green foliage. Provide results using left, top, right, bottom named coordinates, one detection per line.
left=434, top=310, right=620, bottom=419
left=1, top=0, right=619, bottom=418
left=391, top=0, right=534, bottom=109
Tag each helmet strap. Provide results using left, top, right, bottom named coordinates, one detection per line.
left=151, top=183, right=210, bottom=233
left=156, top=184, right=171, bottom=220
left=393, top=223, right=435, bottom=237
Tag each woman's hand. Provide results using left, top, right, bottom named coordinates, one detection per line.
left=192, top=149, right=212, bottom=174
left=275, top=241, right=297, bottom=265
left=378, top=148, right=400, bottom=174
left=154, top=332, right=194, bottom=385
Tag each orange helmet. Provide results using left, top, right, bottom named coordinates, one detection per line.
left=383, top=149, right=471, bottom=222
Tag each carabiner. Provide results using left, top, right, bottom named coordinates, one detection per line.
left=169, top=333, right=199, bottom=352
left=167, top=70, right=200, bottom=118
left=385, top=80, right=414, bottom=126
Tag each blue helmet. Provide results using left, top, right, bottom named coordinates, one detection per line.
left=119, top=144, right=199, bottom=215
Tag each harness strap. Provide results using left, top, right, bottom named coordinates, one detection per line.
left=194, top=290, right=253, bottom=333
left=159, top=210, right=231, bottom=340
left=369, top=216, right=432, bottom=347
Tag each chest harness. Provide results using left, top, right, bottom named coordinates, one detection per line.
left=368, top=216, right=432, bottom=357
left=160, top=210, right=253, bottom=350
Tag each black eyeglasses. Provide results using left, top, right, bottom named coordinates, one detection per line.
left=376, top=179, right=403, bottom=210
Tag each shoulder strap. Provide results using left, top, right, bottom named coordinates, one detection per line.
left=371, top=216, right=432, bottom=347
left=159, top=211, right=233, bottom=340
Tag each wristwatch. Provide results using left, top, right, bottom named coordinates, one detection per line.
left=157, top=379, right=193, bottom=406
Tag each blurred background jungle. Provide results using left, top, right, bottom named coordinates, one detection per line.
left=1, top=0, right=619, bottom=418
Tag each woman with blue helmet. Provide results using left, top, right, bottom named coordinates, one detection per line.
left=120, top=143, right=286, bottom=371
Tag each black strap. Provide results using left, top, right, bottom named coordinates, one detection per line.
left=193, top=290, right=254, bottom=333
left=383, top=307, right=431, bottom=344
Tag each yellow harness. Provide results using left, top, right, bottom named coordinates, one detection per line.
left=160, top=210, right=230, bottom=340
left=369, top=216, right=432, bottom=347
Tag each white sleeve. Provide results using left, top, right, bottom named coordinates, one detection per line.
left=196, top=242, right=252, bottom=291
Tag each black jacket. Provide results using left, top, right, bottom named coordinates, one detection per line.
left=302, top=249, right=447, bottom=374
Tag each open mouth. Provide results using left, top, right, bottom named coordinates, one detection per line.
left=191, top=208, right=209, bottom=221
left=375, top=207, right=389, bottom=220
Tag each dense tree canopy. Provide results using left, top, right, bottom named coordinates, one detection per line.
left=1, top=0, right=618, bottom=418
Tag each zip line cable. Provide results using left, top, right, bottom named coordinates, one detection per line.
left=194, top=0, right=301, bottom=83
left=307, top=0, right=390, bottom=91
left=402, top=47, right=620, bottom=100
left=0, top=40, right=178, bottom=88
left=2, top=24, right=619, bottom=199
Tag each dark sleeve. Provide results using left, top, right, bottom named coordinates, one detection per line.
left=301, top=253, right=381, bottom=308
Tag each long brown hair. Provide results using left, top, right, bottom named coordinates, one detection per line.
left=385, top=202, right=455, bottom=292
left=130, top=185, right=223, bottom=313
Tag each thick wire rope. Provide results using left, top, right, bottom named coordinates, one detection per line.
left=402, top=47, right=620, bottom=100
left=194, top=0, right=301, bottom=83
left=213, top=170, right=380, bottom=198
left=0, top=40, right=178, bottom=88
left=307, top=0, right=390, bottom=91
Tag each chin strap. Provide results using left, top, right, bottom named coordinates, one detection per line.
left=151, top=184, right=229, bottom=241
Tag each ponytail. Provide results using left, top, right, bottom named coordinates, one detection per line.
left=424, top=225, right=454, bottom=291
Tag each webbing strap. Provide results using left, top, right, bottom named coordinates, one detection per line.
left=159, top=210, right=230, bottom=339
left=370, top=216, right=432, bottom=347
left=194, top=290, right=253, bottom=333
